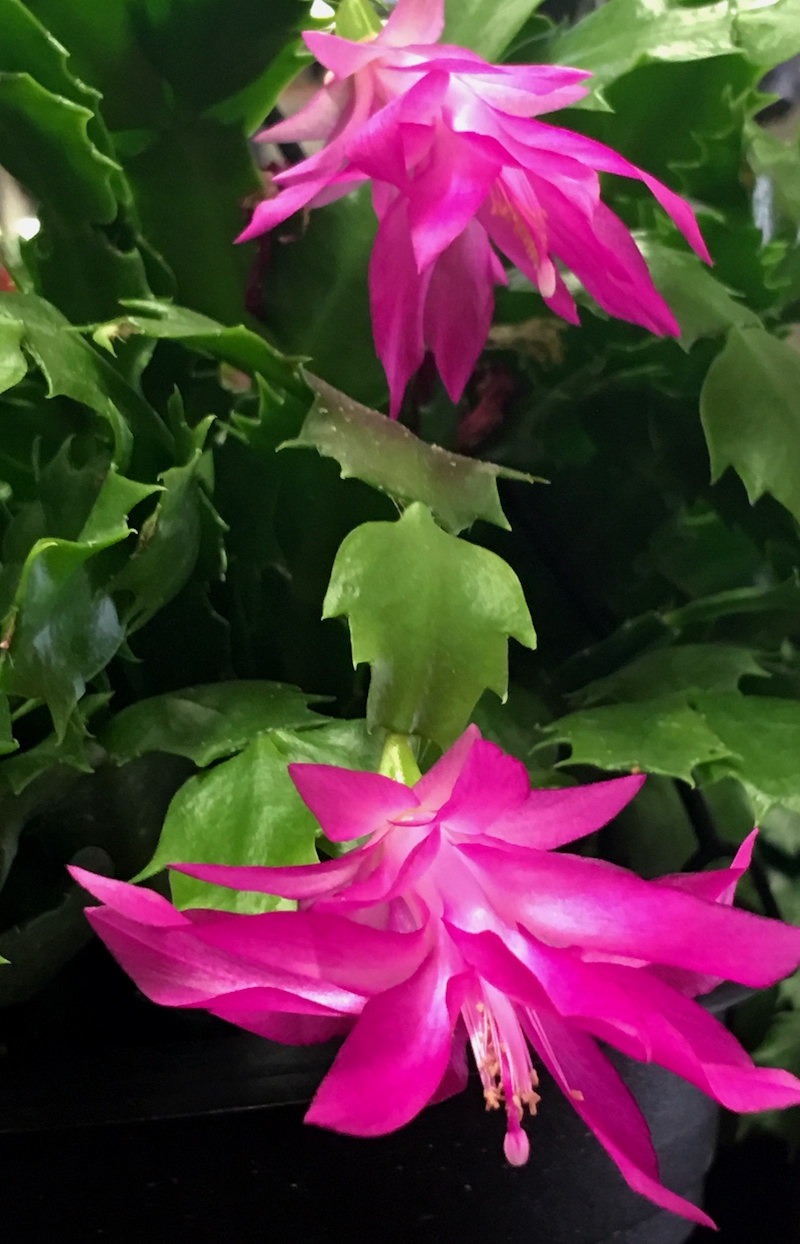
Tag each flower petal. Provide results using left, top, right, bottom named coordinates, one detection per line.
left=380, top=0, right=445, bottom=47
left=70, top=866, right=191, bottom=927
left=459, top=844, right=800, bottom=986
left=369, top=195, right=432, bottom=416
left=174, top=845, right=376, bottom=900
left=190, top=908, right=429, bottom=996
left=305, top=943, right=468, bottom=1135
left=437, top=734, right=530, bottom=837
left=423, top=221, right=499, bottom=401
left=413, top=723, right=480, bottom=808
left=522, top=1008, right=716, bottom=1229
left=288, top=764, right=417, bottom=841
left=480, top=774, right=645, bottom=850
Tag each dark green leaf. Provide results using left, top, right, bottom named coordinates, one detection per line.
left=0, top=292, right=172, bottom=469
left=111, top=438, right=216, bottom=631
left=0, top=536, right=125, bottom=737
left=700, top=326, right=800, bottom=524
left=101, top=681, right=329, bottom=767
left=101, top=299, right=306, bottom=397
left=443, top=0, right=545, bottom=59
left=324, top=502, right=536, bottom=747
left=543, top=696, right=733, bottom=784
left=284, top=376, right=536, bottom=535
left=260, top=184, right=386, bottom=407
left=693, top=693, right=800, bottom=819
left=637, top=239, right=761, bottom=348
left=0, top=73, right=119, bottom=224
left=664, top=576, right=800, bottom=629
left=576, top=644, right=768, bottom=706
left=143, top=734, right=319, bottom=913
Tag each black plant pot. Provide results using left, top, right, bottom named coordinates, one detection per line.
left=0, top=939, right=736, bottom=1244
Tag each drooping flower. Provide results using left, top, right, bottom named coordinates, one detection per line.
left=73, top=726, right=800, bottom=1229
left=244, top=0, right=709, bottom=414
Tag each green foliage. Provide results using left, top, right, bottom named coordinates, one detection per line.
left=101, top=681, right=328, bottom=767
left=700, top=327, right=800, bottom=525
left=443, top=0, right=545, bottom=60
left=324, top=503, right=536, bottom=746
left=284, top=377, right=536, bottom=535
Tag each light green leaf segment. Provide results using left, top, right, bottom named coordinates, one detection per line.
left=324, top=503, right=536, bottom=747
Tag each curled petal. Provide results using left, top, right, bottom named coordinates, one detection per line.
left=380, top=0, right=445, bottom=47
left=174, top=844, right=376, bottom=900
left=436, top=733, right=530, bottom=837
left=424, top=221, right=500, bottom=401
left=369, top=195, right=432, bottom=416
left=413, top=723, right=481, bottom=809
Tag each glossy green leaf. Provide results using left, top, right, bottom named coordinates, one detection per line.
left=324, top=502, right=536, bottom=747
left=0, top=695, right=17, bottom=757
left=0, top=73, right=120, bottom=224
left=0, top=537, right=125, bottom=738
left=0, top=292, right=172, bottom=469
left=693, top=693, right=800, bottom=818
left=143, top=734, right=319, bottom=913
left=283, top=377, right=535, bottom=534
left=576, top=645, right=768, bottom=706
left=637, top=240, right=761, bottom=348
left=700, top=326, right=800, bottom=524
left=546, top=0, right=738, bottom=104
left=79, top=466, right=161, bottom=544
left=269, top=719, right=385, bottom=774
left=26, top=0, right=307, bottom=125
left=544, top=696, right=733, bottom=784
left=101, top=681, right=329, bottom=767
left=101, top=300, right=306, bottom=397
left=443, top=0, right=545, bottom=59
left=0, top=319, right=27, bottom=394
left=111, top=441, right=215, bottom=632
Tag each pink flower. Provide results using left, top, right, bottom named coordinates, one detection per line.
left=243, top=0, right=709, bottom=414
left=73, top=727, right=800, bottom=1229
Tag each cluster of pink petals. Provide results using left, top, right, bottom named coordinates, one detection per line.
left=73, top=726, right=800, bottom=1229
left=243, top=0, right=709, bottom=415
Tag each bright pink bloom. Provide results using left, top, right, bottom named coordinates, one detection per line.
left=243, top=0, right=709, bottom=414
left=74, top=727, right=800, bottom=1229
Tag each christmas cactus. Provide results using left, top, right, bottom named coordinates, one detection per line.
left=1, top=0, right=800, bottom=1228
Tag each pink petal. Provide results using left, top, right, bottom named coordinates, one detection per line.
left=315, top=826, right=441, bottom=911
left=423, top=221, right=498, bottom=401
left=209, top=1002, right=353, bottom=1044
left=190, top=908, right=429, bottom=995
left=237, top=179, right=330, bottom=243
left=459, top=844, right=800, bottom=987
left=436, top=733, right=530, bottom=836
left=70, top=866, right=191, bottom=928
left=656, top=829, right=756, bottom=905
left=346, top=73, right=450, bottom=187
left=174, top=845, right=376, bottom=900
left=84, top=906, right=359, bottom=1011
left=530, top=180, right=680, bottom=335
left=519, top=120, right=710, bottom=263
left=305, top=944, right=468, bottom=1135
left=369, top=195, right=432, bottom=416
left=303, top=30, right=382, bottom=79
left=523, top=1008, right=716, bottom=1229
left=258, top=81, right=351, bottom=145
left=481, top=774, right=645, bottom=850
left=413, top=723, right=481, bottom=808
left=380, top=0, right=445, bottom=47
left=288, top=764, right=417, bottom=842
left=406, top=125, right=502, bottom=270
left=478, top=171, right=555, bottom=297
